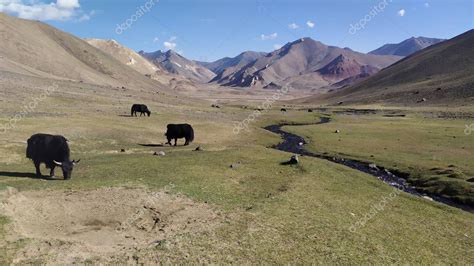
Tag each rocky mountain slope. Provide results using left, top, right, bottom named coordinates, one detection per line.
left=210, top=37, right=401, bottom=90
left=298, top=30, right=474, bottom=106
left=139, top=50, right=216, bottom=83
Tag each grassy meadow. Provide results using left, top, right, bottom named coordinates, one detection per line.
left=0, top=87, right=473, bottom=264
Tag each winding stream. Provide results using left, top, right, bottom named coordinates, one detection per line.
left=264, top=117, right=473, bottom=213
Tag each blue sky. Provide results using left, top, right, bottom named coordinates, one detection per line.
left=1, top=0, right=473, bottom=61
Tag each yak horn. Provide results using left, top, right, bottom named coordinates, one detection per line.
left=73, top=159, right=81, bottom=165
left=53, top=160, right=62, bottom=166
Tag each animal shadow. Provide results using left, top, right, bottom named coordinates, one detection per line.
left=0, top=171, right=56, bottom=180
left=138, top=143, right=164, bottom=147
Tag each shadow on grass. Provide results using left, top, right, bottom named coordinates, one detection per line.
left=0, top=171, right=59, bottom=180
left=138, top=144, right=165, bottom=147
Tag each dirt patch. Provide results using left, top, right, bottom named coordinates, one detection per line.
left=0, top=187, right=220, bottom=264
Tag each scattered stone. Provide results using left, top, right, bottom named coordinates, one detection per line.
left=154, top=151, right=166, bottom=156
left=280, top=155, right=299, bottom=165
left=369, top=163, right=378, bottom=170
left=416, top=98, right=427, bottom=103
left=337, top=101, right=344, bottom=105
left=422, top=196, right=434, bottom=201
left=194, top=146, right=203, bottom=151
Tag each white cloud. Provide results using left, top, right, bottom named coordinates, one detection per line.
left=57, top=0, right=79, bottom=9
left=0, top=0, right=84, bottom=21
left=306, top=20, right=315, bottom=28
left=163, top=36, right=178, bottom=50
left=153, top=37, right=160, bottom=43
left=77, top=10, right=95, bottom=22
left=164, top=41, right=176, bottom=50
left=398, top=9, right=406, bottom=16
left=424, top=3, right=430, bottom=7
left=273, top=44, right=282, bottom=50
left=260, top=32, right=278, bottom=41
left=288, top=23, right=299, bottom=29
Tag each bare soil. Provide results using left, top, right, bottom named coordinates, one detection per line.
left=0, top=187, right=220, bottom=264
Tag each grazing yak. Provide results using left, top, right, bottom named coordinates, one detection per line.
left=26, top=134, right=80, bottom=180
left=281, top=108, right=287, bottom=112
left=165, top=124, right=194, bottom=146
left=131, top=104, right=151, bottom=117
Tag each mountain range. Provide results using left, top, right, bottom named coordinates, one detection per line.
left=369, top=37, right=446, bottom=56
left=2, top=12, right=470, bottom=106
left=207, top=38, right=402, bottom=90
left=138, top=50, right=216, bottom=83
left=299, top=30, right=474, bottom=105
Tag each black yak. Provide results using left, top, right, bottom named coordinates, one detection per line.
left=26, top=134, right=80, bottom=180
left=281, top=108, right=287, bottom=112
left=131, top=104, right=151, bottom=117
left=165, top=124, right=194, bottom=146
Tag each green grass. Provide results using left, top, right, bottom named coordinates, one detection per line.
left=285, top=113, right=474, bottom=205
left=0, top=98, right=473, bottom=263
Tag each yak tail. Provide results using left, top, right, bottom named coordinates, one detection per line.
left=188, top=128, right=194, bottom=143
left=26, top=138, right=34, bottom=159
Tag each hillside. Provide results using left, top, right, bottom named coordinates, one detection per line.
left=299, top=30, right=474, bottom=106
left=369, top=37, right=446, bottom=56
left=0, top=13, right=163, bottom=90
left=84, top=38, right=161, bottom=76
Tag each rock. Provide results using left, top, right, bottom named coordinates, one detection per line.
left=369, top=163, right=378, bottom=170
left=288, top=155, right=299, bottom=164
left=194, top=146, right=203, bottom=151
left=154, top=151, right=166, bottom=156
left=422, top=196, right=434, bottom=201
left=335, top=130, right=340, bottom=133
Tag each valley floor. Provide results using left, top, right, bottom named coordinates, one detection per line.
left=0, top=78, right=473, bottom=264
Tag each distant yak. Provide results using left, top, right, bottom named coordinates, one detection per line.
left=281, top=108, right=287, bottom=112
left=165, top=124, right=194, bottom=146
left=131, top=104, right=151, bottom=117
left=26, top=133, right=80, bottom=180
